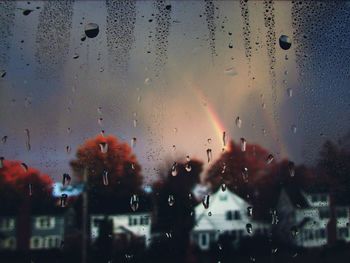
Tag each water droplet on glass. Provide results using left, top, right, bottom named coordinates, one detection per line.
left=66, top=145, right=71, bottom=154
left=271, top=209, right=279, bottom=225
left=246, top=223, right=253, bottom=234
left=224, top=67, right=237, bottom=77
left=240, top=138, right=246, bottom=152
left=131, top=137, right=137, bottom=148
left=222, top=131, right=226, bottom=147
left=235, top=116, right=242, bottom=128
left=202, top=195, right=210, bottom=209
left=208, top=211, right=212, bottom=216
left=172, top=145, right=176, bottom=151
left=207, top=138, right=212, bottom=144
left=73, top=53, right=79, bottom=59
left=98, top=117, right=103, bottom=126
left=28, top=183, right=32, bottom=196
left=130, top=194, right=139, bottom=212
left=99, top=142, right=108, bottom=153
left=131, top=163, right=135, bottom=170
left=62, top=173, right=71, bottom=186
left=206, top=149, right=212, bottom=163
left=291, top=125, right=297, bottom=134
left=1, top=136, right=7, bottom=144
left=21, top=162, right=28, bottom=172
left=133, top=119, right=137, bottom=128
left=0, top=70, right=6, bottom=78
left=0, top=157, right=4, bottom=169
left=171, top=162, right=178, bottom=176
left=221, top=184, right=226, bottom=192
left=102, top=170, right=109, bottom=186
left=287, top=88, right=293, bottom=98
left=25, top=129, right=31, bottom=151
left=279, top=35, right=292, bottom=50
left=144, top=78, right=152, bottom=85
left=221, top=163, right=226, bottom=174
left=67, top=128, right=72, bottom=134
left=247, top=206, right=253, bottom=217
left=288, top=161, right=295, bottom=177
left=242, top=167, right=249, bottom=182
left=84, top=23, right=99, bottom=38
left=185, top=163, right=192, bottom=172
left=266, top=154, right=274, bottom=165
left=97, top=107, right=102, bottom=114
left=290, top=226, right=298, bottom=237
left=168, top=195, right=175, bottom=207
left=60, top=194, right=68, bottom=207
left=23, top=9, right=33, bottom=16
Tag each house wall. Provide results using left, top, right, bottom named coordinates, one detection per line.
left=0, top=216, right=17, bottom=250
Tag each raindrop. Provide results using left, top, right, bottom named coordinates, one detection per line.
left=28, top=183, right=32, bottom=196
left=171, top=162, right=178, bottom=176
left=221, top=163, right=226, bottom=174
left=172, top=145, right=176, bottom=151
left=270, top=209, right=279, bottom=225
left=206, top=148, right=212, bottom=163
left=80, top=34, right=86, bottom=42
left=62, top=173, right=71, bottom=186
left=0, top=157, right=4, bottom=169
left=21, top=162, right=28, bottom=172
left=84, top=23, right=99, bottom=38
left=287, top=88, right=293, bottom=97
left=131, top=137, right=137, bottom=148
left=97, top=107, right=102, bottom=114
left=235, top=116, right=242, bottom=128
left=240, top=138, right=246, bottom=152
left=102, top=170, right=109, bottom=186
left=186, top=155, right=190, bottom=162
left=290, top=226, right=298, bottom=237
left=98, top=117, right=103, bottom=126
left=221, top=184, right=226, bottom=192
left=99, top=142, right=108, bottom=153
left=23, top=9, right=33, bottom=16
left=207, top=138, right=212, bottom=144
left=0, top=70, right=6, bottom=78
left=246, top=223, right=253, bottom=234
left=222, top=131, right=226, bottom=147
left=279, top=35, right=292, bottom=50
left=60, top=194, right=68, bottom=207
left=291, top=125, right=297, bottom=134
left=67, top=128, right=72, bottom=134
left=25, top=129, right=31, bottom=151
left=1, top=136, right=8, bottom=144
left=165, top=232, right=172, bottom=238
left=130, top=194, right=139, bottom=212
left=185, top=163, right=192, bottom=172
left=202, top=194, right=210, bottom=209
left=66, top=145, right=71, bottom=154
left=73, top=53, right=79, bottom=59
left=144, top=78, right=152, bottom=85
left=224, top=67, right=237, bottom=77
left=266, top=154, right=274, bottom=164
left=168, top=195, right=175, bottom=206
left=272, top=248, right=278, bottom=254
left=208, top=211, right=212, bottom=216
left=288, top=161, right=295, bottom=177
left=247, top=206, right=253, bottom=217
left=131, top=163, right=135, bottom=170
left=242, top=167, right=249, bottom=182
left=133, top=119, right=137, bottom=128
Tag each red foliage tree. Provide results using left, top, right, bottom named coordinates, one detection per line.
left=70, top=134, right=143, bottom=212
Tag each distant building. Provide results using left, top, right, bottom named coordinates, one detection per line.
left=191, top=188, right=270, bottom=250
left=90, top=212, right=152, bottom=248
left=0, top=216, right=17, bottom=250
left=276, top=188, right=350, bottom=247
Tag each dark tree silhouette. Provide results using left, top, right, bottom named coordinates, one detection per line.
left=70, top=134, right=144, bottom=212
left=150, top=159, right=203, bottom=263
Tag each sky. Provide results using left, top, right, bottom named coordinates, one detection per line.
left=0, top=0, right=349, bottom=183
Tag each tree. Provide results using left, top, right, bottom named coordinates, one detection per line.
left=70, top=134, right=144, bottom=212
left=150, top=158, right=203, bottom=263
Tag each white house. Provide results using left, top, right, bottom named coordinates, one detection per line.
left=191, top=188, right=270, bottom=250
left=276, top=188, right=350, bottom=248
left=90, top=212, right=152, bottom=247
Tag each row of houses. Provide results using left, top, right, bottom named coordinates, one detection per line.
left=1, top=187, right=349, bottom=251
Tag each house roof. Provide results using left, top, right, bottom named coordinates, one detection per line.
left=283, top=186, right=309, bottom=209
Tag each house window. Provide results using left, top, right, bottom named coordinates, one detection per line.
left=320, top=195, right=327, bottom=202
left=129, top=216, right=139, bottom=226
left=36, top=217, right=55, bottom=229
left=338, top=228, right=349, bottom=238
left=0, top=218, right=15, bottom=231
left=31, top=237, right=43, bottom=249
left=219, top=194, right=227, bottom=201
left=226, top=211, right=241, bottom=221
left=140, top=216, right=149, bottom=225
left=336, top=208, right=347, bottom=218
left=199, top=233, right=209, bottom=247
left=319, top=208, right=330, bottom=219
left=320, top=228, right=326, bottom=238
left=3, top=237, right=16, bottom=249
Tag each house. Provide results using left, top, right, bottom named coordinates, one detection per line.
left=29, top=214, right=65, bottom=250
left=276, top=187, right=350, bottom=247
left=90, top=212, right=152, bottom=247
left=0, top=215, right=17, bottom=250
left=191, top=188, right=270, bottom=250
